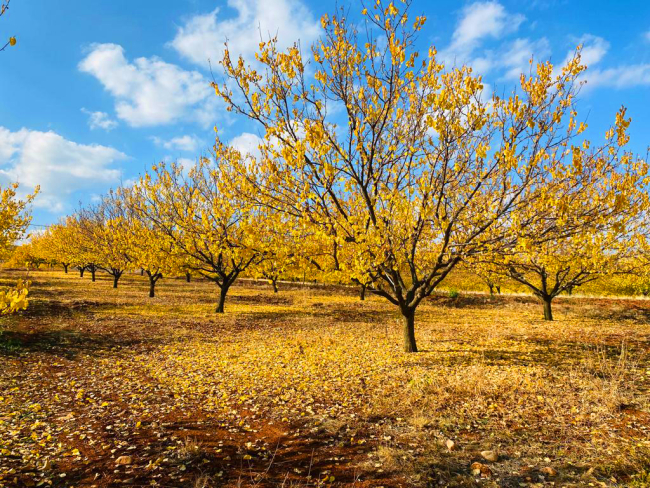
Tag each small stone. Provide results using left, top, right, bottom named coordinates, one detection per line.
left=115, top=455, right=132, bottom=466
left=445, top=439, right=456, bottom=451
left=480, top=450, right=498, bottom=462
left=540, top=466, right=557, bottom=477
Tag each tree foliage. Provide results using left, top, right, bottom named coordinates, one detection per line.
left=210, top=0, right=648, bottom=349
left=0, top=183, right=36, bottom=315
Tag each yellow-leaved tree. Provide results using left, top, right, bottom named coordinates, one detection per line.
left=211, top=0, right=612, bottom=351
left=606, top=222, right=650, bottom=298
left=81, top=193, right=133, bottom=288
left=0, top=183, right=37, bottom=315
left=484, top=108, right=648, bottom=320
left=63, top=214, right=101, bottom=281
left=130, top=159, right=266, bottom=312
left=7, top=240, right=46, bottom=269
left=246, top=215, right=300, bottom=293
left=113, top=185, right=178, bottom=298
left=34, top=220, right=78, bottom=273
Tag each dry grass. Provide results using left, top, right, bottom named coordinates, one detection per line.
left=0, top=269, right=649, bottom=487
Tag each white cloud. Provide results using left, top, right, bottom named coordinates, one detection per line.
left=441, top=1, right=525, bottom=69
left=151, top=134, right=202, bottom=152
left=79, top=43, right=218, bottom=128
left=230, top=132, right=262, bottom=159
left=81, top=108, right=118, bottom=131
left=555, top=35, right=608, bottom=78
left=587, top=64, right=650, bottom=89
left=169, top=0, right=320, bottom=67
left=644, top=30, right=650, bottom=43
left=572, top=34, right=609, bottom=67
left=500, top=37, right=550, bottom=79
left=0, top=127, right=126, bottom=212
left=557, top=34, right=650, bottom=89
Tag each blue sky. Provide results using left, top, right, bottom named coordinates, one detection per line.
left=1, top=0, right=649, bottom=229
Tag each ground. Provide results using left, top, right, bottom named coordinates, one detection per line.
left=1, top=270, right=649, bottom=488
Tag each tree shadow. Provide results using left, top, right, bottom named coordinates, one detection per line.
left=578, top=301, right=650, bottom=323
left=229, top=294, right=295, bottom=306
left=426, top=293, right=538, bottom=309
left=0, top=326, right=165, bottom=359
left=398, top=336, right=645, bottom=371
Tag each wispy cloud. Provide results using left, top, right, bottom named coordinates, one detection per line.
left=440, top=1, right=525, bottom=70
left=230, top=132, right=262, bottom=160
left=79, top=43, right=218, bottom=128
left=169, top=0, right=320, bottom=67
left=81, top=108, right=118, bottom=131
left=558, top=34, right=650, bottom=89
left=151, top=134, right=203, bottom=152
left=0, top=127, right=126, bottom=212
left=587, top=64, right=650, bottom=89
left=500, top=37, right=550, bottom=79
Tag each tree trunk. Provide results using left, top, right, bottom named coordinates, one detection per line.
left=401, top=308, right=418, bottom=353
left=112, top=273, right=120, bottom=289
left=149, top=276, right=156, bottom=298
left=91, top=269, right=96, bottom=282
left=488, top=283, right=494, bottom=295
left=543, top=297, right=553, bottom=321
left=186, top=272, right=191, bottom=283
left=63, top=264, right=69, bottom=273
left=140, top=268, right=144, bottom=276
left=216, top=285, right=229, bottom=313
left=496, top=286, right=501, bottom=295
left=79, top=267, right=85, bottom=277
left=360, top=284, right=366, bottom=301
left=272, top=279, right=278, bottom=293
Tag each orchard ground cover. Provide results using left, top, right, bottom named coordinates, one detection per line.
left=1, top=270, right=649, bottom=487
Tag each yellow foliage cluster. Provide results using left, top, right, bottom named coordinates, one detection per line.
left=0, top=183, right=36, bottom=316
left=0, top=278, right=29, bottom=315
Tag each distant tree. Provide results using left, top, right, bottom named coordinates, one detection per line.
left=488, top=110, right=647, bottom=320
left=115, top=186, right=178, bottom=298
left=64, top=214, right=100, bottom=281
left=621, top=229, right=650, bottom=297
left=130, top=159, right=265, bottom=312
left=8, top=241, right=46, bottom=269
left=34, top=221, right=76, bottom=273
left=249, top=221, right=298, bottom=293
left=470, top=262, right=503, bottom=295
left=85, top=193, right=132, bottom=288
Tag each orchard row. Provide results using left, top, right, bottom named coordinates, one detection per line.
left=10, top=1, right=650, bottom=351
